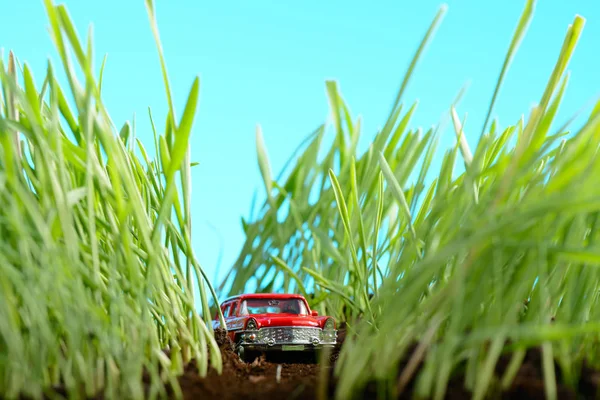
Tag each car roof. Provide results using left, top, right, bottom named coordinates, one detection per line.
left=221, top=293, right=306, bottom=303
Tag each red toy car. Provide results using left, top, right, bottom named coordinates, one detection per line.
left=212, top=293, right=337, bottom=361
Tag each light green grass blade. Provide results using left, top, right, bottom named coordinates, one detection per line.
left=387, top=4, right=447, bottom=119
left=479, top=0, right=535, bottom=137
left=378, top=152, right=420, bottom=257
left=145, top=0, right=176, bottom=122
left=256, top=124, right=274, bottom=203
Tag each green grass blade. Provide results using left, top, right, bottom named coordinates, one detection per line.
left=387, top=4, right=447, bottom=119
left=479, top=0, right=535, bottom=137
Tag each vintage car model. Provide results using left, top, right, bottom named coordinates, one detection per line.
left=212, top=293, right=337, bottom=361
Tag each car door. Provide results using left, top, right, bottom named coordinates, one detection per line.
left=213, top=301, right=233, bottom=330
left=226, top=300, right=245, bottom=332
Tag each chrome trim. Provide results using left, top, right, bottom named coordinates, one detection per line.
left=240, top=326, right=337, bottom=346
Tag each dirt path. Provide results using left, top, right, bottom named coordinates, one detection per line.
left=16, top=327, right=600, bottom=399
left=176, top=329, right=327, bottom=400
left=174, top=328, right=600, bottom=400
left=177, top=352, right=322, bottom=400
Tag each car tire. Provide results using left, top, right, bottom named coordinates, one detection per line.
left=236, top=345, right=258, bottom=363
left=236, top=344, right=246, bottom=361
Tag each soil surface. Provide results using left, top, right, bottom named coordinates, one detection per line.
left=175, top=328, right=324, bottom=400
left=11, top=326, right=600, bottom=399
left=175, top=327, right=600, bottom=400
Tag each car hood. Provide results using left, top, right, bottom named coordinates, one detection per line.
left=251, top=314, right=320, bottom=328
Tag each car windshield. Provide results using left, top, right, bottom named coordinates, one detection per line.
left=239, top=298, right=308, bottom=316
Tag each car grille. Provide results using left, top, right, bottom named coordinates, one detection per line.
left=256, top=327, right=335, bottom=345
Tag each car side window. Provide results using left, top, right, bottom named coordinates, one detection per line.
left=239, top=301, right=249, bottom=316
left=222, top=303, right=230, bottom=318
left=230, top=302, right=238, bottom=317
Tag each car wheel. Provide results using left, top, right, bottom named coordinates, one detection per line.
left=236, top=345, right=256, bottom=362
left=236, top=344, right=246, bottom=361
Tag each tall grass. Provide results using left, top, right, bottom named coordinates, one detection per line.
left=223, top=0, right=600, bottom=398
left=0, top=1, right=223, bottom=399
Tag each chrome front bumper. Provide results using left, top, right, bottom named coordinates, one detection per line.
left=239, top=326, right=337, bottom=349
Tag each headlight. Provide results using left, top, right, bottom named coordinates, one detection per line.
left=324, top=318, right=335, bottom=330
left=246, top=318, right=258, bottom=330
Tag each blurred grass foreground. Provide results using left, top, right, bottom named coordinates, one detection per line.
left=0, top=0, right=222, bottom=399
left=2, top=0, right=600, bottom=399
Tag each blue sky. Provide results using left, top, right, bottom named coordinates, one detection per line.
left=1, top=0, right=599, bottom=289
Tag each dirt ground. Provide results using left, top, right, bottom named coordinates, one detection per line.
left=175, top=328, right=326, bottom=400
left=174, top=327, right=600, bottom=400
left=13, top=326, right=600, bottom=399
